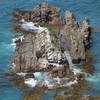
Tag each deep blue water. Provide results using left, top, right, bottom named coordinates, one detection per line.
left=0, top=0, right=100, bottom=99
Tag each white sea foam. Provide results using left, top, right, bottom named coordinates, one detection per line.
left=60, top=34, right=82, bottom=75
left=64, top=51, right=82, bottom=75
left=44, top=79, right=56, bottom=88
left=11, top=38, right=16, bottom=48
left=12, top=63, right=15, bottom=67
left=65, top=51, right=73, bottom=69
left=23, top=72, right=56, bottom=88
left=24, top=78, right=37, bottom=87
left=53, top=77, right=61, bottom=84
left=72, top=68, right=81, bottom=75
left=13, top=36, right=24, bottom=42
left=11, top=43, right=16, bottom=48
left=34, top=72, right=48, bottom=80
left=20, top=19, right=25, bottom=23
left=86, top=75, right=100, bottom=82
left=21, top=20, right=47, bottom=33
left=34, top=72, right=42, bottom=78
left=16, top=72, right=27, bottom=77
left=16, top=71, right=78, bottom=88
left=66, top=80, right=77, bottom=86
left=11, top=36, right=24, bottom=48
left=26, top=72, right=75, bottom=88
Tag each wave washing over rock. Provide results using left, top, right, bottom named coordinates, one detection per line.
left=10, top=3, right=93, bottom=89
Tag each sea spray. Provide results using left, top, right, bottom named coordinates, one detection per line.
left=16, top=71, right=78, bottom=88
left=11, top=36, right=24, bottom=48
left=20, top=19, right=47, bottom=33
left=60, top=34, right=82, bottom=75
left=24, top=78, right=37, bottom=87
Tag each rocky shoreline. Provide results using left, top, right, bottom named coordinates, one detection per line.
left=9, top=3, right=94, bottom=89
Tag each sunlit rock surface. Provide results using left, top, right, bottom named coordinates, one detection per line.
left=9, top=3, right=94, bottom=90
left=63, top=11, right=92, bottom=64
left=14, top=25, right=68, bottom=73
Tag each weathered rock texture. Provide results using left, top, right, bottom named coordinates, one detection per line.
left=14, top=28, right=67, bottom=73
left=62, top=11, right=92, bottom=63
left=12, top=3, right=63, bottom=26
left=11, top=3, right=92, bottom=74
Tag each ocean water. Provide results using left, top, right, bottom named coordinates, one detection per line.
left=0, top=0, right=100, bottom=99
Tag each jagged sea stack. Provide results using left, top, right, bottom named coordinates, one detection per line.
left=10, top=3, right=93, bottom=77
left=11, top=3, right=68, bottom=78
left=63, top=11, right=92, bottom=64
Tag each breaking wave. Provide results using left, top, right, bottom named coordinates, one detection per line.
left=17, top=72, right=78, bottom=88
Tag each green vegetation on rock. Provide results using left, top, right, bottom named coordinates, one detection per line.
left=48, top=27, right=60, bottom=47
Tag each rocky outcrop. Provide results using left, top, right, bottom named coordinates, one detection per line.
left=11, top=3, right=68, bottom=75
left=62, top=11, right=92, bottom=64
left=13, top=3, right=63, bottom=26
left=14, top=33, right=38, bottom=72
left=11, top=3, right=93, bottom=77
left=14, top=28, right=68, bottom=73
left=30, top=3, right=61, bottom=25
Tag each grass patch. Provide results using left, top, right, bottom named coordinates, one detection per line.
left=48, top=27, right=59, bottom=47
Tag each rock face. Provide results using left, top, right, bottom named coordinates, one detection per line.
left=11, top=3, right=93, bottom=75
left=12, top=3, right=68, bottom=76
left=20, top=3, right=62, bottom=25
left=62, top=11, right=92, bottom=63
left=14, top=27, right=68, bottom=73
left=14, top=33, right=38, bottom=72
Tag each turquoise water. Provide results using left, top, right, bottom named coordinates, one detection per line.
left=0, top=0, right=100, bottom=99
